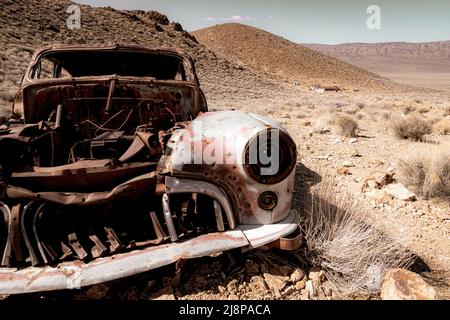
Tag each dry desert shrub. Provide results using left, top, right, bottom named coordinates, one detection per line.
left=433, top=119, right=450, bottom=135
left=382, top=112, right=391, bottom=120
left=443, top=106, right=450, bottom=117
left=418, top=107, right=430, bottom=114
left=402, top=105, right=416, bottom=115
left=336, top=116, right=358, bottom=137
left=301, top=178, right=413, bottom=295
left=344, top=103, right=360, bottom=115
left=311, top=115, right=334, bottom=134
left=398, top=147, right=450, bottom=199
left=392, top=116, right=432, bottom=141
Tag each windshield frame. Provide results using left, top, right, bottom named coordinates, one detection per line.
left=25, top=46, right=199, bottom=85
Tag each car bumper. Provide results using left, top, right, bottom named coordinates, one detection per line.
left=0, top=210, right=300, bottom=294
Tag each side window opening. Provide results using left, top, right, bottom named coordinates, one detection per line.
left=174, top=62, right=186, bottom=81
left=33, top=57, right=55, bottom=80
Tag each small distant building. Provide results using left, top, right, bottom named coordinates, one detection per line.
left=308, top=84, right=341, bottom=93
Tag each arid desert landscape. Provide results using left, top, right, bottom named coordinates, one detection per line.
left=0, top=0, right=449, bottom=301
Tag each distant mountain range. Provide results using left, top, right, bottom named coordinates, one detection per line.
left=304, top=41, right=450, bottom=91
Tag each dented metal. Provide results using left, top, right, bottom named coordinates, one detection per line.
left=0, top=45, right=299, bottom=294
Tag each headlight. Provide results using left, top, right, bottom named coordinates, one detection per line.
left=244, top=129, right=297, bottom=184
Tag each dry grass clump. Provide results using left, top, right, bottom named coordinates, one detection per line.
left=398, top=147, right=450, bottom=199
left=418, top=107, right=430, bottom=114
left=382, top=112, right=391, bottom=120
left=344, top=107, right=358, bottom=115
left=0, top=106, right=11, bottom=125
left=336, top=116, right=358, bottom=137
left=301, top=179, right=413, bottom=295
left=402, top=105, right=416, bottom=115
left=392, top=116, right=432, bottom=141
left=433, top=119, right=450, bottom=135
left=443, top=106, right=450, bottom=117
left=311, top=115, right=334, bottom=134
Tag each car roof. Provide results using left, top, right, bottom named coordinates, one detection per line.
left=30, top=44, right=191, bottom=61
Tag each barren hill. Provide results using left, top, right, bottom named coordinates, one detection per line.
left=305, top=41, right=450, bottom=91
left=0, top=0, right=285, bottom=108
left=192, top=23, right=399, bottom=91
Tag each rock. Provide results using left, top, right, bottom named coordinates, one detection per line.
left=366, top=189, right=392, bottom=204
left=226, top=279, right=239, bottom=292
left=294, top=279, right=306, bottom=291
left=305, top=280, right=316, bottom=298
left=257, top=277, right=270, bottom=291
left=369, top=159, right=384, bottom=166
left=321, top=280, right=333, bottom=297
left=274, top=288, right=282, bottom=299
left=343, top=161, right=354, bottom=168
left=362, top=170, right=394, bottom=190
left=317, top=154, right=330, bottom=160
left=169, top=22, right=183, bottom=31
left=337, top=167, right=350, bottom=175
left=351, top=149, right=362, bottom=157
left=384, top=183, right=417, bottom=201
left=282, top=286, right=295, bottom=296
left=263, top=273, right=287, bottom=292
left=218, top=285, right=226, bottom=294
left=290, top=268, right=305, bottom=283
left=300, top=289, right=310, bottom=300
left=150, top=287, right=176, bottom=300
left=380, top=269, right=438, bottom=300
left=308, top=267, right=325, bottom=282
left=348, top=138, right=358, bottom=144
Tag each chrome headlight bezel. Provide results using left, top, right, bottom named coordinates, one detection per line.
left=244, top=128, right=297, bottom=185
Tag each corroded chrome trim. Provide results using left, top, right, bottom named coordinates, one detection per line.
left=165, top=177, right=236, bottom=229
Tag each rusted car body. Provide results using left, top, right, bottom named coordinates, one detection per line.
left=0, top=45, right=299, bottom=294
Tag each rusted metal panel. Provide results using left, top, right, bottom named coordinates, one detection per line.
left=11, top=162, right=155, bottom=192
left=162, top=110, right=296, bottom=225
left=6, top=172, right=157, bottom=206
left=0, top=230, right=249, bottom=294
left=165, top=176, right=236, bottom=229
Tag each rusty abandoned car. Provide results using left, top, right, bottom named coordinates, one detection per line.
left=0, top=45, right=299, bottom=294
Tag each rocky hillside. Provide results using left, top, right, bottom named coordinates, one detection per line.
left=0, top=0, right=285, bottom=108
left=192, top=23, right=402, bottom=91
left=304, top=41, right=450, bottom=91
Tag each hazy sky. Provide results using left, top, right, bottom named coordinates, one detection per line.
left=74, top=0, right=450, bottom=44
